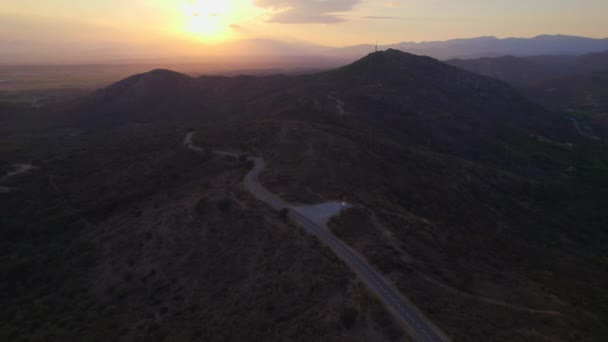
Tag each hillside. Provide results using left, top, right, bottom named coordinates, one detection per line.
left=2, top=50, right=608, bottom=341
left=0, top=118, right=404, bottom=342
left=524, top=70, right=608, bottom=115
left=447, top=56, right=553, bottom=85
left=447, top=50, right=608, bottom=85
left=446, top=51, right=608, bottom=130
left=193, top=50, right=608, bottom=341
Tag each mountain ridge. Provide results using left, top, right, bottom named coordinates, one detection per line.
left=3, top=34, right=608, bottom=65
left=447, top=50, right=608, bottom=85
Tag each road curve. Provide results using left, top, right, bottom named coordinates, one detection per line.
left=184, top=132, right=448, bottom=342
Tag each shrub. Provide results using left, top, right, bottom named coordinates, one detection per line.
left=216, top=198, right=233, bottom=212
left=194, top=197, right=208, bottom=216
left=340, top=306, right=358, bottom=328
left=279, top=208, right=289, bottom=220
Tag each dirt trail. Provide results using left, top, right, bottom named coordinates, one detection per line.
left=419, top=274, right=562, bottom=316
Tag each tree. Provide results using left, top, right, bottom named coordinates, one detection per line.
left=216, top=198, right=233, bottom=212
left=340, top=306, right=358, bottom=328
left=194, top=197, right=208, bottom=216
left=279, top=208, right=289, bottom=220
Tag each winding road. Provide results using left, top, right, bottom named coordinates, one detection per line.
left=184, top=132, right=448, bottom=342
left=570, top=118, right=600, bottom=141
left=327, top=94, right=346, bottom=115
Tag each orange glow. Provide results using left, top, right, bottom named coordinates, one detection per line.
left=181, top=0, right=232, bottom=42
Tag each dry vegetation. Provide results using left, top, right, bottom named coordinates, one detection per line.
left=0, top=121, right=407, bottom=341
left=3, top=49, right=608, bottom=341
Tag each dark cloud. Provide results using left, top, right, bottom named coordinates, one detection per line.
left=253, top=0, right=360, bottom=24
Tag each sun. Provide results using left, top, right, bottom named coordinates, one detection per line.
left=181, top=0, right=231, bottom=42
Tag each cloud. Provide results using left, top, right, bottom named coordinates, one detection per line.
left=362, top=16, right=396, bottom=19
left=253, top=0, right=361, bottom=24
left=384, top=1, right=405, bottom=8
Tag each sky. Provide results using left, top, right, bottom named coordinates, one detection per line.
left=1, top=0, right=607, bottom=63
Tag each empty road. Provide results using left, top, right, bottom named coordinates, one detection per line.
left=184, top=132, right=448, bottom=342
left=327, top=94, right=345, bottom=115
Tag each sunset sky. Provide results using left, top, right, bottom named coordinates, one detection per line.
left=1, top=0, right=607, bottom=62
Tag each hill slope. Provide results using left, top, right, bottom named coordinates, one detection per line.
left=447, top=50, right=608, bottom=85
left=194, top=50, right=608, bottom=341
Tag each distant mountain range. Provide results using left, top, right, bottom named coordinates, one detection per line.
left=334, top=35, right=608, bottom=60
left=2, top=34, right=608, bottom=65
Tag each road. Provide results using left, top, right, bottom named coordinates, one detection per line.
left=327, top=94, right=345, bottom=115
left=184, top=132, right=448, bottom=342
left=0, top=163, right=36, bottom=183
left=570, top=118, right=600, bottom=141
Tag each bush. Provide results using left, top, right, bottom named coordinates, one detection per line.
left=279, top=208, right=289, bottom=220
left=216, top=198, right=233, bottom=212
left=340, top=306, right=358, bottom=328
left=194, top=197, right=208, bottom=216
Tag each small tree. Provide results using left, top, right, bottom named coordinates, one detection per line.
left=194, top=197, right=208, bottom=216
left=340, top=306, right=358, bottom=328
left=279, top=208, right=289, bottom=220
left=216, top=198, right=233, bottom=212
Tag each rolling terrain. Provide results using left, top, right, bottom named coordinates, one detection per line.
left=447, top=50, right=608, bottom=85
left=447, top=51, right=608, bottom=135
left=1, top=49, right=608, bottom=341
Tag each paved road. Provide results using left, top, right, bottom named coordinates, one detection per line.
left=570, top=118, right=600, bottom=141
left=184, top=132, right=448, bottom=342
left=0, top=163, right=36, bottom=184
left=327, top=94, right=345, bottom=115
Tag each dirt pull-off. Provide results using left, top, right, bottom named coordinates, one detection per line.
left=293, top=202, right=351, bottom=227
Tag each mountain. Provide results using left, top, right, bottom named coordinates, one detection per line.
left=4, top=34, right=608, bottom=65
left=193, top=51, right=607, bottom=341
left=336, top=35, right=608, bottom=60
left=524, top=70, right=608, bottom=115
left=447, top=50, right=608, bottom=85
left=446, top=51, right=608, bottom=118
left=447, top=55, right=554, bottom=85
left=3, top=50, right=608, bottom=341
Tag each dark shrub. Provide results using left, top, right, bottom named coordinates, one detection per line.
left=194, top=197, right=208, bottom=216
left=340, top=306, right=358, bottom=328
left=279, top=208, right=289, bottom=220
left=216, top=198, right=233, bottom=212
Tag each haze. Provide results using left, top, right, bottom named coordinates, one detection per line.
left=2, top=0, right=608, bottom=64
